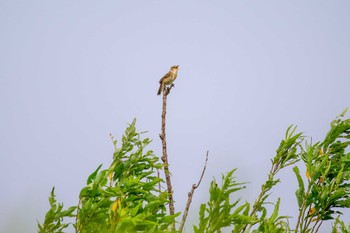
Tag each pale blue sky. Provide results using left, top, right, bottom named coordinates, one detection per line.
left=1, top=1, right=349, bottom=232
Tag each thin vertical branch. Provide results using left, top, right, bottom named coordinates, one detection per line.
left=157, top=169, right=161, bottom=193
left=179, top=151, right=209, bottom=233
left=75, top=199, right=81, bottom=233
left=314, top=220, right=323, bottom=233
left=159, top=85, right=175, bottom=230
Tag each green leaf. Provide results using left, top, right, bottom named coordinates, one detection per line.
left=340, top=108, right=349, bottom=118
left=87, top=164, right=103, bottom=185
left=293, top=166, right=305, bottom=208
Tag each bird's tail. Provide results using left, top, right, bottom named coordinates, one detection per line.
left=157, top=84, right=163, bottom=95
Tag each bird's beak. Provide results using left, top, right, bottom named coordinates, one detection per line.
left=175, top=65, right=179, bottom=68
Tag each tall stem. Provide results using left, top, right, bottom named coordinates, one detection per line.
left=160, top=87, right=175, bottom=230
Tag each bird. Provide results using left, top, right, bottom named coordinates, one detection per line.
left=157, top=65, right=179, bottom=95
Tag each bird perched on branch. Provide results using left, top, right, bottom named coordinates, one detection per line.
left=157, top=65, right=179, bottom=95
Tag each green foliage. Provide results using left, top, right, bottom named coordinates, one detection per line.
left=38, top=119, right=176, bottom=233
left=194, top=125, right=303, bottom=233
left=251, top=198, right=290, bottom=233
left=193, top=169, right=256, bottom=233
left=37, top=187, right=76, bottom=233
left=38, top=111, right=350, bottom=233
left=295, top=110, right=350, bottom=233
left=76, top=119, right=176, bottom=233
left=194, top=110, right=349, bottom=233
left=332, top=216, right=350, bottom=233
left=251, top=125, right=303, bottom=217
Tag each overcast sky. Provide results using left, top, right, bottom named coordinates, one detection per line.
left=1, top=1, right=349, bottom=232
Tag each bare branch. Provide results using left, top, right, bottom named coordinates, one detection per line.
left=179, top=151, right=209, bottom=233
left=160, top=84, right=176, bottom=230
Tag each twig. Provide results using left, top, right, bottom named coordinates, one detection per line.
left=75, top=199, right=81, bottom=233
left=179, top=151, right=209, bottom=233
left=159, top=85, right=176, bottom=230
left=295, top=185, right=311, bottom=233
left=241, top=159, right=281, bottom=232
left=157, top=169, right=161, bottom=193
left=314, top=220, right=323, bottom=233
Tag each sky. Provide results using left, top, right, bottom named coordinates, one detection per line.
left=1, top=1, right=349, bottom=232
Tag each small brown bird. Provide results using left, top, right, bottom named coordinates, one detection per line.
left=157, top=65, right=179, bottom=95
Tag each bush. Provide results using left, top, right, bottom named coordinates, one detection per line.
left=38, top=110, right=350, bottom=233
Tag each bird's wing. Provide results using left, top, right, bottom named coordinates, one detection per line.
left=159, top=71, right=171, bottom=84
